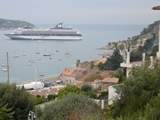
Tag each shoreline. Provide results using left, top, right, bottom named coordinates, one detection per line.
left=15, top=43, right=115, bottom=86
left=17, top=54, right=111, bottom=87
left=2, top=24, right=144, bottom=85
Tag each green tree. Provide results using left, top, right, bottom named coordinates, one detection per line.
left=0, top=102, right=14, bottom=120
left=111, top=65, right=160, bottom=119
left=81, top=85, right=96, bottom=98
left=130, top=46, right=143, bottom=62
left=0, top=84, right=38, bottom=120
left=143, top=35, right=155, bottom=53
left=144, top=93, right=160, bottom=120
left=151, top=45, right=158, bottom=56
left=98, top=49, right=123, bottom=70
left=58, top=85, right=81, bottom=99
left=58, top=85, right=97, bottom=99
left=115, top=68, right=126, bottom=83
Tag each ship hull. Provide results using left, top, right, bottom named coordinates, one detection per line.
left=6, top=34, right=82, bottom=41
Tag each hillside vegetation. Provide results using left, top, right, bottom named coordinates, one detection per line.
left=107, top=20, right=160, bottom=62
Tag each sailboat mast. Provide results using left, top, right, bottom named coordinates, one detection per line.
left=6, top=52, right=10, bottom=84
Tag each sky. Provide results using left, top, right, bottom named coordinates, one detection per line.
left=0, top=0, right=160, bottom=25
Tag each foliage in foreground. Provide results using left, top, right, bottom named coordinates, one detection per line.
left=0, top=84, right=43, bottom=120
left=57, top=85, right=81, bottom=99
left=58, top=85, right=97, bottom=99
left=0, top=101, right=14, bottom=120
left=110, top=65, right=160, bottom=120
left=36, top=94, right=103, bottom=120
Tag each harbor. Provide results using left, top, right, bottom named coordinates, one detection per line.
left=0, top=25, right=143, bottom=83
left=1, top=0, right=160, bottom=119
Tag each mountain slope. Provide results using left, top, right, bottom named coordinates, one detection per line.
left=0, top=18, right=34, bottom=29
left=108, top=20, right=160, bottom=61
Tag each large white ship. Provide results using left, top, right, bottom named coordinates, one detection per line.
left=5, top=23, right=82, bottom=40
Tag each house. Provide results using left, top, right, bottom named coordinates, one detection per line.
left=29, top=85, right=65, bottom=97
left=59, top=76, right=77, bottom=85
left=90, top=77, right=119, bottom=91
left=101, top=77, right=119, bottom=91
left=91, top=80, right=102, bottom=89
left=108, top=84, right=122, bottom=105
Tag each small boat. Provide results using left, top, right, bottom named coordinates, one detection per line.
left=43, top=54, right=51, bottom=57
left=65, top=52, right=70, bottom=55
left=49, top=57, right=52, bottom=60
left=36, top=52, right=41, bottom=55
left=1, top=68, right=7, bottom=72
left=13, top=55, right=19, bottom=58
left=56, top=50, right=59, bottom=53
left=40, top=74, right=45, bottom=77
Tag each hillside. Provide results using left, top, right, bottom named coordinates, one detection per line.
left=107, top=20, right=160, bottom=61
left=0, top=18, right=34, bottom=29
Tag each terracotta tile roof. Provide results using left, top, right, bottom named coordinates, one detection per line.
left=100, top=71, right=115, bottom=79
left=28, top=86, right=65, bottom=97
left=102, top=77, right=119, bottom=84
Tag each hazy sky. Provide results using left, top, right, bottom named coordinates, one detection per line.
left=0, top=0, right=160, bottom=25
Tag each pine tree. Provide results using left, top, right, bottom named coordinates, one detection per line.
left=0, top=103, right=14, bottom=120
left=99, top=49, right=123, bottom=70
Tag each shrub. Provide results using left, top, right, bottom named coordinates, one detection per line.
left=36, top=94, right=103, bottom=120
left=81, top=85, right=96, bottom=98
left=58, top=85, right=81, bottom=99
left=144, top=93, right=160, bottom=120
left=0, top=102, right=14, bottom=120
left=111, top=65, right=160, bottom=119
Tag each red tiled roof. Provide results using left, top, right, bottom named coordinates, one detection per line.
left=102, top=77, right=119, bottom=84
left=28, top=86, right=64, bottom=97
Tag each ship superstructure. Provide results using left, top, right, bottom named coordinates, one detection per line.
left=6, top=23, right=82, bottom=40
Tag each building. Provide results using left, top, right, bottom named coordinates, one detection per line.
left=29, top=85, right=65, bottom=97
left=90, top=77, right=119, bottom=91
left=59, top=67, right=88, bottom=85
left=108, top=84, right=121, bottom=105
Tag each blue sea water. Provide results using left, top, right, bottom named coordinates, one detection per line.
left=0, top=24, right=146, bottom=83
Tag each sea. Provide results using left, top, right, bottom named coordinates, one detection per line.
left=0, top=24, right=146, bottom=83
